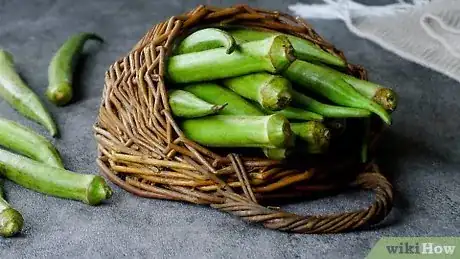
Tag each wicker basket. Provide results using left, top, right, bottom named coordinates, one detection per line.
left=93, top=4, right=394, bottom=233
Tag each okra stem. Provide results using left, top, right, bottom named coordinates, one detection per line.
left=169, top=90, right=226, bottom=118
left=0, top=150, right=113, bottom=205
left=167, top=35, right=295, bottom=83
left=181, top=114, right=293, bottom=148
left=0, top=50, right=58, bottom=136
left=229, top=28, right=346, bottom=68
left=291, top=89, right=371, bottom=118
left=183, top=83, right=265, bottom=116
left=0, top=180, right=23, bottom=238
left=284, top=60, right=391, bottom=124
left=222, top=72, right=292, bottom=111
left=175, top=28, right=237, bottom=54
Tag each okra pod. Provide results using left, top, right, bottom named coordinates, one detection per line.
left=284, top=60, right=391, bottom=124
left=291, top=89, right=371, bottom=118
left=47, top=32, right=103, bottom=106
left=0, top=50, right=57, bottom=136
left=291, top=121, right=331, bottom=154
left=0, top=117, right=63, bottom=168
left=228, top=28, right=346, bottom=68
left=0, top=150, right=113, bottom=205
left=169, top=90, right=226, bottom=118
left=222, top=72, right=292, bottom=111
left=181, top=114, right=294, bottom=148
left=0, top=180, right=23, bottom=238
left=319, top=64, right=398, bottom=111
left=175, top=28, right=237, bottom=54
left=263, top=106, right=324, bottom=121
left=343, top=76, right=398, bottom=112
left=167, top=35, right=295, bottom=83
left=183, top=83, right=265, bottom=116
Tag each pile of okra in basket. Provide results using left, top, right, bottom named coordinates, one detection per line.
left=0, top=26, right=398, bottom=238
left=166, top=27, right=397, bottom=160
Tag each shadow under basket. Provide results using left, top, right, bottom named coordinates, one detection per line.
left=93, top=4, right=394, bottom=234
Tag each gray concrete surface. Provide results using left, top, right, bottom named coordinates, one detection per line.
left=0, top=0, right=459, bottom=258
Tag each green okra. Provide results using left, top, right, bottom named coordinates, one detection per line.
left=228, top=28, right=346, bottom=68
left=183, top=83, right=265, bottom=116
left=284, top=60, right=391, bottom=124
left=0, top=180, right=23, bottom=238
left=0, top=149, right=113, bottom=205
left=291, top=121, right=331, bottom=154
left=291, top=89, right=371, bottom=118
left=174, top=28, right=237, bottom=55
left=167, top=35, right=295, bottom=83
left=222, top=72, right=292, bottom=111
left=169, top=90, right=226, bottom=118
left=47, top=32, right=103, bottom=106
left=0, top=117, right=63, bottom=168
left=0, top=50, right=58, bottom=136
left=263, top=106, right=324, bottom=121
left=318, top=64, right=398, bottom=111
left=181, top=114, right=294, bottom=149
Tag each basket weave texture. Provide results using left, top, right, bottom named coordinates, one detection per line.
left=94, top=4, right=394, bottom=233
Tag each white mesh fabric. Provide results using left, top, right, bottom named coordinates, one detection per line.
left=288, top=0, right=460, bottom=83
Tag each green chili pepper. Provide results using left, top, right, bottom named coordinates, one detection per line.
left=174, top=28, right=237, bottom=55
left=47, top=32, right=103, bottom=106
left=0, top=50, right=58, bottom=136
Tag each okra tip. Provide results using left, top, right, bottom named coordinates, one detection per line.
left=374, top=88, right=398, bottom=112
left=0, top=208, right=24, bottom=238
left=0, top=49, right=13, bottom=63
left=46, top=82, right=73, bottom=106
left=213, top=103, right=228, bottom=112
left=85, top=176, right=113, bottom=206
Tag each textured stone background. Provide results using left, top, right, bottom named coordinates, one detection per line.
left=0, top=0, right=458, bottom=258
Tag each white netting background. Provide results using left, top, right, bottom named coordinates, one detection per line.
left=289, top=0, right=460, bottom=83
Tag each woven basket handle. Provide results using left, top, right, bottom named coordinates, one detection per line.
left=212, top=168, right=393, bottom=234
